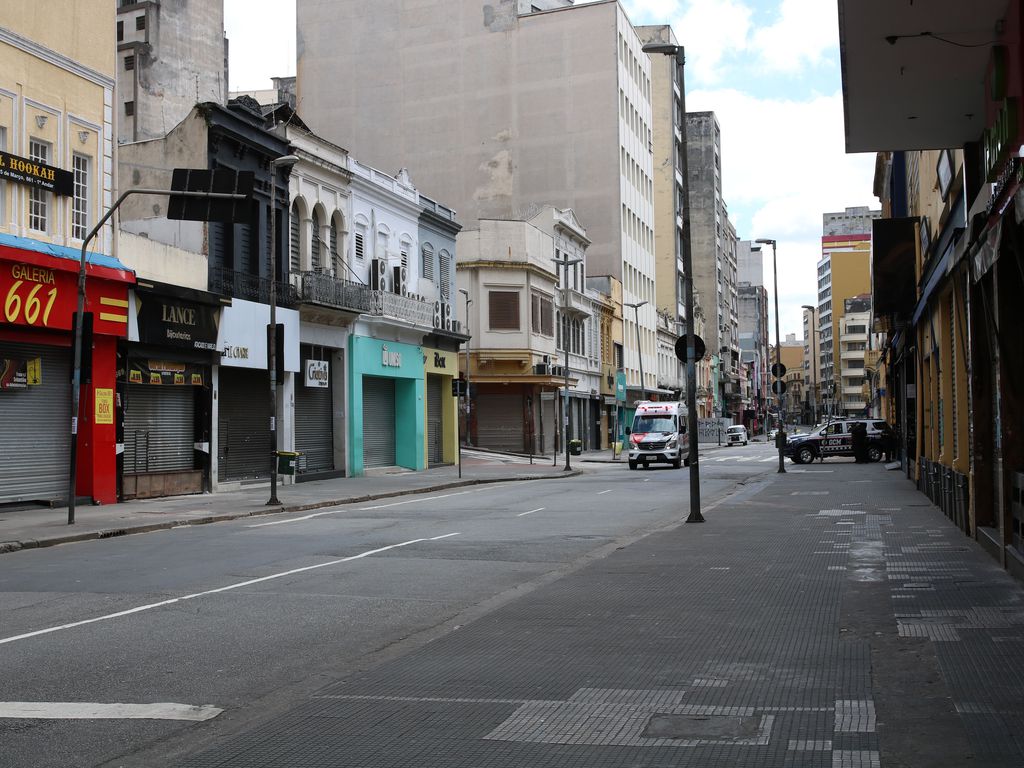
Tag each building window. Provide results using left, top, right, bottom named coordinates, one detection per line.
left=354, top=223, right=366, bottom=260
left=124, top=54, right=135, bottom=71
left=488, top=291, right=520, bottom=330
left=72, top=154, right=90, bottom=240
left=531, top=292, right=553, bottom=336
left=28, top=139, right=50, bottom=232
left=117, top=20, right=124, bottom=41
left=310, top=208, right=321, bottom=272
left=0, top=126, right=6, bottom=221
left=135, top=14, right=146, bottom=30
left=124, top=101, right=135, bottom=116
left=289, top=201, right=301, bottom=272
left=400, top=239, right=411, bottom=269
left=421, top=243, right=434, bottom=281
left=439, top=249, right=451, bottom=300
left=330, top=218, right=340, bottom=276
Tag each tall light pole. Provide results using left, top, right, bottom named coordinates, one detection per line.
left=459, top=288, right=472, bottom=448
left=802, top=304, right=818, bottom=425
left=643, top=40, right=702, bottom=523
left=267, top=154, right=300, bottom=506
left=553, top=254, right=582, bottom=471
left=624, top=300, right=648, bottom=403
left=756, top=237, right=785, bottom=473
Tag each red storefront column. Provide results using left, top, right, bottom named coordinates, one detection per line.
left=0, top=242, right=133, bottom=506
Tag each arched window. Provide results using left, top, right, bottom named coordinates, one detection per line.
left=439, top=249, right=452, bottom=300
left=289, top=200, right=301, bottom=272
left=310, top=208, right=321, bottom=272
left=329, top=217, right=339, bottom=275
left=421, top=243, right=435, bottom=281
left=400, top=236, right=412, bottom=270
left=354, top=216, right=369, bottom=261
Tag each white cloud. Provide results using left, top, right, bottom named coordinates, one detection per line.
left=750, top=0, right=839, bottom=74
left=674, top=0, right=755, bottom=85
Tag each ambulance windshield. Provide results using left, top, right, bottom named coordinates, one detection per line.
left=633, top=416, right=676, bottom=433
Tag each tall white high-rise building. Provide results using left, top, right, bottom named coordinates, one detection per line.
left=296, top=0, right=659, bottom=399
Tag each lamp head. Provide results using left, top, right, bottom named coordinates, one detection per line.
left=754, top=238, right=776, bottom=246
left=271, top=154, right=300, bottom=169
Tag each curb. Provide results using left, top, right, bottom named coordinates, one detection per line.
left=0, top=470, right=581, bottom=556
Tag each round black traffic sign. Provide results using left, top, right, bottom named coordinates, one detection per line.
left=674, top=334, right=706, bottom=362
left=771, top=362, right=787, bottom=378
left=771, top=379, right=787, bottom=395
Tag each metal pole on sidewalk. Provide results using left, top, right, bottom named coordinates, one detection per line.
left=67, top=186, right=247, bottom=525
left=757, top=237, right=786, bottom=474
left=553, top=253, right=582, bottom=471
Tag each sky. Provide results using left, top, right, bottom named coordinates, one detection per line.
left=224, top=0, right=879, bottom=340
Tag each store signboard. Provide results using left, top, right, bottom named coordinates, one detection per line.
left=305, top=359, right=329, bottom=388
left=136, top=294, right=219, bottom=350
left=217, top=298, right=300, bottom=371
left=0, top=150, right=74, bottom=196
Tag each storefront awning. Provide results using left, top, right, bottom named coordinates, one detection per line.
left=871, top=218, right=917, bottom=317
left=0, top=232, right=134, bottom=283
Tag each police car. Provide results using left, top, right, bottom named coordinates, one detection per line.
left=783, top=419, right=895, bottom=464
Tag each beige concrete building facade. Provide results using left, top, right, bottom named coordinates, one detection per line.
left=0, top=1, right=115, bottom=252
left=296, top=0, right=658, bottom=399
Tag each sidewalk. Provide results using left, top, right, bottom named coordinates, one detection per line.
left=0, top=442, right=739, bottom=555
left=175, top=459, right=1024, bottom=768
left=0, top=452, right=587, bottom=555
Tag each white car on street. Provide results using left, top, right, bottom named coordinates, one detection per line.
left=726, top=425, right=748, bottom=445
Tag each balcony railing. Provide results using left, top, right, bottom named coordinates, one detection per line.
left=296, top=271, right=375, bottom=314
left=209, top=266, right=297, bottom=307
left=294, top=271, right=439, bottom=327
left=558, top=288, right=591, bottom=317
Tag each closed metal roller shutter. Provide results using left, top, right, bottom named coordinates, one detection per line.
left=362, top=376, right=395, bottom=468
left=476, top=392, right=522, bottom=452
left=218, top=367, right=270, bottom=481
left=123, top=384, right=194, bottom=473
left=295, top=371, right=333, bottom=474
left=0, top=342, right=70, bottom=504
left=426, top=374, right=444, bottom=466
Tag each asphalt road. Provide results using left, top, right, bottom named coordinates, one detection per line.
left=0, top=445, right=780, bottom=768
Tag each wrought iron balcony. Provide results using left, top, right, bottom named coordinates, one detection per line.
left=209, top=266, right=297, bottom=307
left=295, top=271, right=375, bottom=314
left=294, top=270, right=439, bottom=328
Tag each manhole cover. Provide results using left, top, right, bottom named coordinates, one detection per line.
left=644, top=714, right=761, bottom=740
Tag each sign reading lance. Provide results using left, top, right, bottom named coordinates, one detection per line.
left=0, top=151, right=74, bottom=196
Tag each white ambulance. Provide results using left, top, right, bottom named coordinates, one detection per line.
left=625, top=401, right=689, bottom=470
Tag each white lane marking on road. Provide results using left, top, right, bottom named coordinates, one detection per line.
left=0, top=533, right=461, bottom=647
left=759, top=457, right=777, bottom=462
left=249, top=488, right=484, bottom=526
left=596, top=490, right=612, bottom=495
left=517, top=508, right=545, bottom=517
left=0, top=702, right=222, bottom=721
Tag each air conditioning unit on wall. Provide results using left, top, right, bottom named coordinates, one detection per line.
left=442, top=302, right=452, bottom=330
left=370, top=258, right=387, bottom=291
left=433, top=301, right=443, bottom=329
left=392, top=265, right=408, bottom=296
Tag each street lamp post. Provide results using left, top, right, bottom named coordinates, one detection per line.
left=267, top=154, right=300, bottom=506
left=802, top=304, right=818, bottom=425
left=756, top=238, right=785, bottom=474
left=553, top=254, right=582, bottom=471
left=643, top=40, right=702, bottom=523
left=459, top=288, right=472, bottom=449
left=624, top=301, right=648, bottom=403
left=66, top=185, right=247, bottom=524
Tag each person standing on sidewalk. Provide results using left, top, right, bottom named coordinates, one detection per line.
left=851, top=421, right=869, bottom=463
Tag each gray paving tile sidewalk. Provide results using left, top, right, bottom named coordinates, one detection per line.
left=176, top=461, right=1024, bottom=768
left=0, top=453, right=587, bottom=555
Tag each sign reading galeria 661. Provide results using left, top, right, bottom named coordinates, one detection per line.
left=0, top=258, right=129, bottom=336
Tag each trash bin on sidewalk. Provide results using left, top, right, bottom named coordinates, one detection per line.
left=276, top=451, right=300, bottom=475
left=569, top=440, right=582, bottom=455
